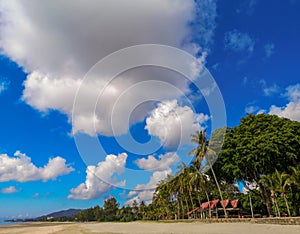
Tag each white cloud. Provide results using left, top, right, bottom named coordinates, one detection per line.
left=267, top=84, right=300, bottom=122
left=0, top=0, right=217, bottom=137
left=259, top=79, right=280, bottom=96
left=264, top=43, right=275, bottom=58
left=285, top=84, right=300, bottom=101
left=126, top=169, right=172, bottom=205
left=0, top=79, right=9, bottom=94
left=245, top=105, right=259, bottom=114
left=263, top=84, right=279, bottom=96
left=126, top=152, right=179, bottom=205
left=145, top=100, right=209, bottom=149
left=68, top=153, right=127, bottom=200
left=269, top=102, right=300, bottom=121
left=135, top=152, right=179, bottom=172
left=224, top=29, right=255, bottom=53
left=0, top=151, right=74, bottom=182
left=1, top=186, right=19, bottom=194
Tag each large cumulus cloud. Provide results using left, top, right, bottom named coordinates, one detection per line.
left=0, top=0, right=216, bottom=137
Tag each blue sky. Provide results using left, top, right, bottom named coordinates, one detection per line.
left=0, top=0, right=299, bottom=218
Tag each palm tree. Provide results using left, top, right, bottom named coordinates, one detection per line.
left=273, top=170, right=292, bottom=217
left=289, top=164, right=300, bottom=216
left=189, top=165, right=212, bottom=218
left=185, top=168, right=195, bottom=213
left=289, top=165, right=300, bottom=188
left=259, top=173, right=280, bottom=217
left=169, top=175, right=181, bottom=219
left=189, top=130, right=228, bottom=218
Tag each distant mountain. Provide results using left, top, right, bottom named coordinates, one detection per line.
left=38, top=208, right=81, bottom=219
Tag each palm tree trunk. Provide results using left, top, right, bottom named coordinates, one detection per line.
left=260, top=184, right=273, bottom=217
left=180, top=198, right=185, bottom=219
left=196, top=191, right=201, bottom=207
left=283, top=194, right=291, bottom=217
left=205, top=191, right=211, bottom=219
left=273, top=194, right=280, bottom=217
left=270, top=195, right=278, bottom=217
left=184, top=196, right=190, bottom=218
left=207, top=157, right=228, bottom=218
left=188, top=185, right=194, bottom=210
left=249, top=192, right=254, bottom=218
left=177, top=198, right=180, bottom=220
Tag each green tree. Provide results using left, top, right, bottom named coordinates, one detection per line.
left=103, top=197, right=119, bottom=221
left=259, top=173, right=281, bottom=216
left=189, top=130, right=228, bottom=218
left=214, top=114, right=300, bottom=216
left=273, top=170, right=292, bottom=217
left=289, top=164, right=300, bottom=216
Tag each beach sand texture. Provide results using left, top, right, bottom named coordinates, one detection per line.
left=0, top=222, right=299, bottom=234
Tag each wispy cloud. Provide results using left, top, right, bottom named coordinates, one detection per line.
left=263, top=84, right=280, bottom=96
left=260, top=79, right=280, bottom=96
left=245, top=105, right=259, bottom=114
left=224, top=29, right=255, bottom=53
left=264, top=43, right=275, bottom=58
left=0, top=79, right=9, bottom=94
left=242, top=76, right=248, bottom=86
left=1, top=186, right=19, bottom=194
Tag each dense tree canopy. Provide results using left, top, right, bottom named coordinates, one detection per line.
left=217, top=114, right=300, bottom=180
left=214, top=114, right=300, bottom=216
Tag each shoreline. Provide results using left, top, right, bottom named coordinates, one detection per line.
left=2, top=216, right=300, bottom=226
left=0, top=220, right=299, bottom=234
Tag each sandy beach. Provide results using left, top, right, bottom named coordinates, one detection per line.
left=0, top=222, right=299, bottom=234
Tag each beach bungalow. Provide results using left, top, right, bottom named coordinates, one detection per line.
left=186, top=199, right=247, bottom=219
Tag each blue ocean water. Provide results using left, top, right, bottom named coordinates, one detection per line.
left=0, top=219, right=24, bottom=226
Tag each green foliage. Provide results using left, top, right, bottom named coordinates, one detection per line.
left=238, top=190, right=266, bottom=215
left=217, top=114, right=300, bottom=181
left=103, top=197, right=119, bottom=221
left=214, top=114, right=300, bottom=216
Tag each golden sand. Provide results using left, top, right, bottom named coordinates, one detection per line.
left=0, top=221, right=299, bottom=234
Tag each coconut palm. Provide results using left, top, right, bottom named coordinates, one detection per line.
left=273, top=170, right=292, bottom=217
left=189, top=165, right=212, bottom=218
left=289, top=165, right=300, bottom=216
left=259, top=173, right=281, bottom=217
left=189, top=130, right=228, bottom=218
left=289, top=165, right=300, bottom=188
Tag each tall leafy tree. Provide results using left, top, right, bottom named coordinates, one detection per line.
left=215, top=114, right=300, bottom=216
left=103, top=197, right=119, bottom=221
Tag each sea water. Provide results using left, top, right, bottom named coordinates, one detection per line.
left=0, top=219, right=24, bottom=226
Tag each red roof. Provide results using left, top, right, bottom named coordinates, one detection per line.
left=231, top=200, right=239, bottom=208
left=201, top=202, right=209, bottom=210
left=220, top=199, right=230, bottom=208
left=210, top=199, right=220, bottom=209
left=187, top=207, right=200, bottom=215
